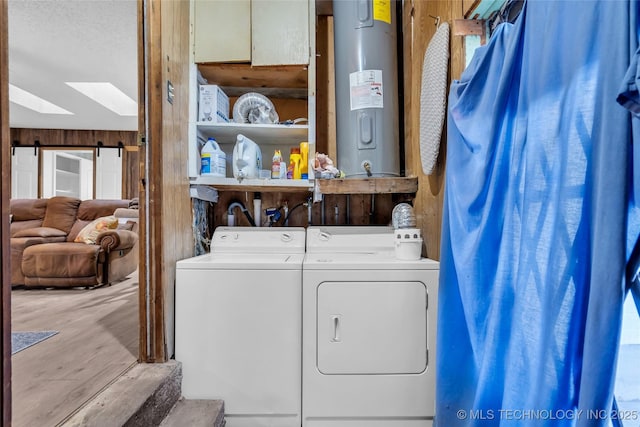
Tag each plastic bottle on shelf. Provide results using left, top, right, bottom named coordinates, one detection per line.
left=271, top=149, right=282, bottom=179
left=288, top=147, right=301, bottom=180
left=200, top=137, right=226, bottom=177
left=299, top=142, right=309, bottom=179
left=291, top=153, right=302, bottom=180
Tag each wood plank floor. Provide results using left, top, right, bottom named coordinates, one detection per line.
left=11, top=274, right=139, bottom=427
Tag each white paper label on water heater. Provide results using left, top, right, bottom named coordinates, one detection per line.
left=349, top=70, right=384, bottom=111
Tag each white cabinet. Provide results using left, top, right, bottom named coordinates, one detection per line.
left=194, top=0, right=309, bottom=67
left=251, top=0, right=310, bottom=66
left=42, top=150, right=93, bottom=200
left=193, top=0, right=251, bottom=63
left=189, top=0, right=316, bottom=192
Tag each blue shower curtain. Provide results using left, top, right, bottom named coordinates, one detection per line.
left=438, top=1, right=640, bottom=426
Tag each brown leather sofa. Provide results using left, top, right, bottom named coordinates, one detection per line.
left=10, top=196, right=139, bottom=288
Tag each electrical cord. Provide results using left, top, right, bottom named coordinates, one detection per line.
left=284, top=202, right=305, bottom=226
left=284, top=198, right=311, bottom=226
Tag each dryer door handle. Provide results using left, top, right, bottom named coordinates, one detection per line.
left=331, top=315, right=342, bottom=342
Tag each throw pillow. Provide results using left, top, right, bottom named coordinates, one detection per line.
left=74, top=216, right=118, bottom=244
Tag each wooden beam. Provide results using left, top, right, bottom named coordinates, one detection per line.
left=138, top=0, right=148, bottom=363
left=453, top=18, right=487, bottom=45
left=317, top=177, right=418, bottom=194
left=316, top=0, right=332, bottom=16
left=141, top=0, right=193, bottom=361
left=9, top=129, right=137, bottom=148
left=453, top=18, right=485, bottom=36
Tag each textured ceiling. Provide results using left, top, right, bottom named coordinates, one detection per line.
left=8, top=0, right=138, bottom=131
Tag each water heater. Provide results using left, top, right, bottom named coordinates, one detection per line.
left=333, top=0, right=400, bottom=178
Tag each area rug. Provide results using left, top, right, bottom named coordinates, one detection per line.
left=11, top=331, right=58, bottom=355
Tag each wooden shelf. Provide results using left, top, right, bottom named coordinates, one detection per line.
left=316, top=177, right=418, bottom=194
left=196, top=122, right=308, bottom=145
left=192, top=176, right=313, bottom=193
left=191, top=176, right=419, bottom=194
left=197, top=63, right=308, bottom=90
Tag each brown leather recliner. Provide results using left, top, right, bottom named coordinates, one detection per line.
left=10, top=197, right=139, bottom=288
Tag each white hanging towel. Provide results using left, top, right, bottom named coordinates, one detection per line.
left=419, top=22, right=450, bottom=175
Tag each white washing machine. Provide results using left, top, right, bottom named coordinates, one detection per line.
left=303, top=226, right=439, bottom=427
left=175, top=227, right=306, bottom=427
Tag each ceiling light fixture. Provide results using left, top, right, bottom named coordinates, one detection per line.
left=9, top=84, right=74, bottom=115
left=65, top=82, right=137, bottom=116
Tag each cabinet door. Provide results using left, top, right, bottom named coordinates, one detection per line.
left=251, top=0, right=309, bottom=66
left=194, top=0, right=251, bottom=63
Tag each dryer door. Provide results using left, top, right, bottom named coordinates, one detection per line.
left=317, top=281, right=428, bottom=374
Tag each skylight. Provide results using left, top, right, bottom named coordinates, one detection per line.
left=9, top=84, right=73, bottom=115
left=65, top=82, right=137, bottom=116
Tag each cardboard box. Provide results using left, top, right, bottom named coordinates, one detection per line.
left=198, top=85, right=230, bottom=123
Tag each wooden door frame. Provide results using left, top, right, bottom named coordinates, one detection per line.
left=0, top=0, right=167, bottom=422
left=138, top=0, right=166, bottom=363
left=1, top=0, right=12, bottom=423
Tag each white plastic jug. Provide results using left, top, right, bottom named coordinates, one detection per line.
left=232, top=134, right=262, bottom=179
left=200, top=137, right=226, bottom=177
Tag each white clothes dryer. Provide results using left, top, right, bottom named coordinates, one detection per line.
left=175, top=227, right=306, bottom=427
left=303, top=226, right=439, bottom=427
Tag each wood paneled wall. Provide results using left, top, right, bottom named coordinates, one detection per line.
left=311, top=2, right=468, bottom=260
left=211, top=191, right=402, bottom=230
left=10, top=128, right=139, bottom=199
left=163, top=0, right=469, bottom=269
left=124, top=146, right=139, bottom=200
left=402, top=0, right=466, bottom=260
left=142, top=0, right=192, bottom=361
left=0, top=1, right=11, bottom=423
left=160, top=0, right=192, bottom=360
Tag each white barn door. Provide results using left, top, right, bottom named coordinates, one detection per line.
left=11, top=147, right=39, bottom=199
left=95, top=147, right=123, bottom=199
